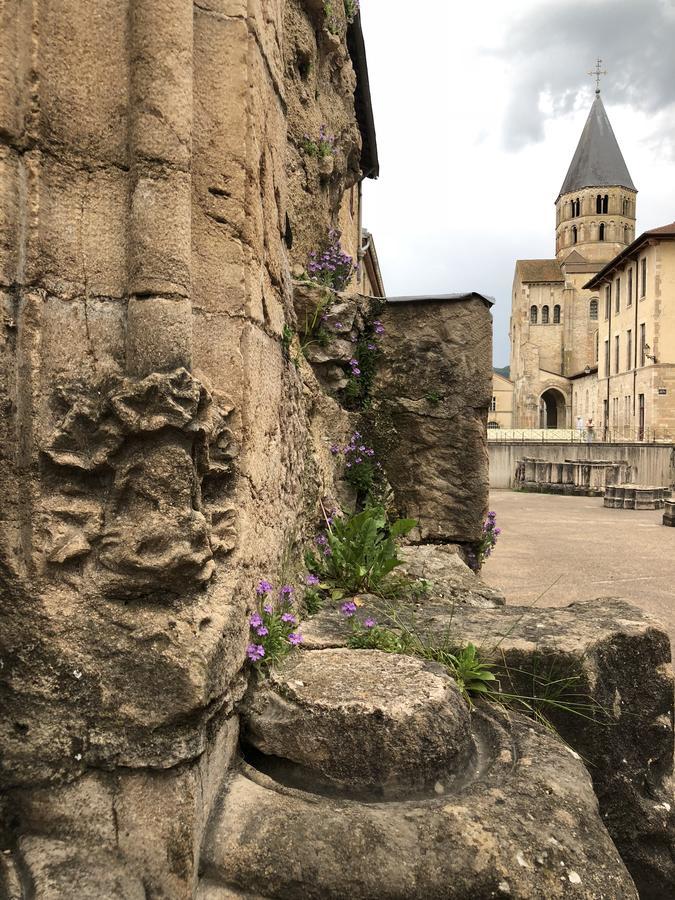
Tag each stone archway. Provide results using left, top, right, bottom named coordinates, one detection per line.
left=540, top=388, right=567, bottom=429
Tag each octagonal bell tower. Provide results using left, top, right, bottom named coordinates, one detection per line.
left=555, top=88, right=637, bottom=265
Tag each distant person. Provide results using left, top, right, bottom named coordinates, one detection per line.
left=575, top=415, right=584, bottom=439
left=586, top=417, right=594, bottom=443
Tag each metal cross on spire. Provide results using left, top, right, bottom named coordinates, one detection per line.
left=588, top=58, right=607, bottom=94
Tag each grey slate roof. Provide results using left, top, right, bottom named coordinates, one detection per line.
left=386, top=292, right=494, bottom=308
left=558, top=94, right=636, bottom=198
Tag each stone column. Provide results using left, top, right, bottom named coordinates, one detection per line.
left=127, top=0, right=193, bottom=375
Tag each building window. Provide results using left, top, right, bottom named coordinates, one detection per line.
left=615, top=277, right=621, bottom=313
left=596, top=194, right=602, bottom=214
left=640, top=323, right=646, bottom=366
left=627, top=268, right=633, bottom=306
left=640, top=257, right=647, bottom=297
left=603, top=194, right=608, bottom=213
left=553, top=304, right=561, bottom=323
left=599, top=223, right=605, bottom=241
left=589, top=298, right=598, bottom=320
left=627, top=329, right=632, bottom=370
left=595, top=331, right=599, bottom=363
left=487, top=421, right=499, bottom=429
left=542, top=305, right=549, bottom=324
left=572, top=225, right=578, bottom=244
left=530, top=305, right=538, bottom=324
left=624, top=225, right=630, bottom=243
left=490, top=396, right=497, bottom=412
left=604, top=339, right=610, bottom=377
left=623, top=198, right=629, bottom=216
left=604, top=285, right=611, bottom=319
left=614, top=334, right=620, bottom=373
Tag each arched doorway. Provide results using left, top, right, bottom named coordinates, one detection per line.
left=539, top=389, right=567, bottom=429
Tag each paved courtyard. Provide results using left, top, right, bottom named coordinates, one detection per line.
left=482, top=489, right=675, bottom=645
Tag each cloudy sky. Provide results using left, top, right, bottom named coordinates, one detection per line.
left=360, top=0, right=675, bottom=367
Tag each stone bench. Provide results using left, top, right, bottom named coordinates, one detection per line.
left=663, top=499, right=675, bottom=526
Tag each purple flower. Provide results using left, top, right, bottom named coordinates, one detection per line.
left=246, top=644, right=265, bottom=662
left=350, top=358, right=359, bottom=366
left=263, top=602, right=273, bottom=614
left=280, top=585, right=295, bottom=597
left=288, top=633, right=304, bottom=646
left=334, top=322, right=343, bottom=330
left=364, top=618, right=376, bottom=629
left=351, top=367, right=361, bottom=376
left=250, top=613, right=263, bottom=628
left=367, top=343, right=376, bottom=350
left=316, top=533, right=328, bottom=546
left=256, top=625, right=269, bottom=637
left=330, top=444, right=340, bottom=455
left=257, top=580, right=273, bottom=595
left=374, top=325, right=385, bottom=335
left=281, top=613, right=297, bottom=624
left=306, top=574, right=320, bottom=586
left=341, top=601, right=357, bottom=617
left=494, top=527, right=502, bottom=536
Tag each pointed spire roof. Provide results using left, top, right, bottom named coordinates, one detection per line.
left=558, top=94, right=636, bottom=198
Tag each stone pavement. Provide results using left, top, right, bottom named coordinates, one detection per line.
left=482, top=489, right=675, bottom=645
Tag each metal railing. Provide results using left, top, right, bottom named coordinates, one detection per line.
left=487, top=426, right=675, bottom=444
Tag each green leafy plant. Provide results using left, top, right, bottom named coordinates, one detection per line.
left=344, top=0, right=360, bottom=22
left=425, top=390, right=441, bottom=404
left=467, top=510, right=501, bottom=571
left=281, top=324, right=295, bottom=358
left=305, top=505, right=416, bottom=597
left=344, top=607, right=407, bottom=653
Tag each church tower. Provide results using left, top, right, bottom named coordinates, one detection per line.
left=509, top=67, right=639, bottom=429
left=555, top=83, right=637, bottom=264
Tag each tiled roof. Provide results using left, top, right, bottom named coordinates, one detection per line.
left=516, top=259, right=564, bottom=283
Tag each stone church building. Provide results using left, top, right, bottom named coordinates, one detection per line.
left=510, top=89, right=637, bottom=429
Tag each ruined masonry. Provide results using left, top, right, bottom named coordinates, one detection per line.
left=1, top=3, right=674, bottom=900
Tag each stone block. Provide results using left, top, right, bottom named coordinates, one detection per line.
left=37, top=0, right=130, bottom=166
left=371, top=297, right=492, bottom=543
left=0, top=147, right=20, bottom=286
left=129, top=172, right=191, bottom=297
left=126, top=296, right=193, bottom=375
left=34, top=157, right=129, bottom=298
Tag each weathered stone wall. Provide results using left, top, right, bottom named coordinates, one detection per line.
left=0, top=1, right=363, bottom=896
left=370, top=296, right=492, bottom=543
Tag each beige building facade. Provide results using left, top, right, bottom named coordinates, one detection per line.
left=581, top=224, right=675, bottom=440
left=489, top=371, right=514, bottom=428
left=510, top=91, right=637, bottom=430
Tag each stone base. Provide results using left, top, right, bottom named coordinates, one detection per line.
left=663, top=499, right=675, bottom=526
left=604, top=484, right=671, bottom=509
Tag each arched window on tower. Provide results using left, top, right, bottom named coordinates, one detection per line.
left=623, top=198, right=629, bottom=216
left=589, top=298, right=598, bottom=320
left=572, top=225, right=578, bottom=244
left=596, top=194, right=602, bottom=214
left=530, top=305, right=538, bottom=324
left=553, top=305, right=561, bottom=324
left=602, top=194, right=609, bottom=213
left=624, top=225, right=630, bottom=243
left=599, top=223, right=605, bottom=241
left=572, top=198, right=580, bottom=217
left=542, top=305, right=550, bottom=324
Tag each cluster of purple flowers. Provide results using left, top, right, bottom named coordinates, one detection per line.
left=467, top=511, right=501, bottom=572
left=246, top=580, right=303, bottom=664
left=341, top=601, right=376, bottom=629
left=315, top=532, right=332, bottom=557
left=302, top=124, right=336, bottom=159
left=373, top=319, right=384, bottom=335
left=307, top=229, right=354, bottom=291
